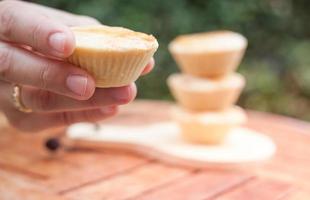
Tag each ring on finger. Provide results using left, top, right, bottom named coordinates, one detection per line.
left=12, top=84, right=33, bottom=113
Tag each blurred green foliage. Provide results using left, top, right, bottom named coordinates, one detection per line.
left=35, top=0, right=310, bottom=120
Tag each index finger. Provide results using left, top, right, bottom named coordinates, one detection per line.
left=0, top=0, right=75, bottom=58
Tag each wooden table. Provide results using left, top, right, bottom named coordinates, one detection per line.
left=0, top=100, right=310, bottom=200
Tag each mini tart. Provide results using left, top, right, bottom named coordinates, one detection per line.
left=172, top=106, right=247, bottom=144
left=169, top=31, right=247, bottom=78
left=167, top=73, right=245, bottom=111
left=68, top=25, right=158, bottom=88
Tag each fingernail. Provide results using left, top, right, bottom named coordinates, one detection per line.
left=49, top=32, right=67, bottom=53
left=66, top=75, right=88, bottom=96
left=101, top=106, right=116, bottom=114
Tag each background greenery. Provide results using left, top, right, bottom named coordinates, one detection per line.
left=34, top=0, right=310, bottom=121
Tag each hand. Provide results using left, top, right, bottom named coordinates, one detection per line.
left=0, top=0, right=154, bottom=132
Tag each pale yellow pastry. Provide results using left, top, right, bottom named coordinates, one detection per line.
left=169, top=31, right=247, bottom=78
left=68, top=25, right=158, bottom=88
left=172, top=106, right=247, bottom=144
left=167, top=73, right=245, bottom=111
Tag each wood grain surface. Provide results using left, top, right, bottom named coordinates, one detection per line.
left=0, top=100, right=309, bottom=200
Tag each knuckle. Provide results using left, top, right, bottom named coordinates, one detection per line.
left=61, top=110, right=98, bottom=127
left=0, top=42, right=13, bottom=80
left=30, top=15, right=50, bottom=48
left=38, top=61, right=53, bottom=89
left=39, top=61, right=67, bottom=93
left=61, top=112, right=74, bottom=126
left=0, top=0, right=17, bottom=39
left=82, top=110, right=98, bottom=122
left=31, top=90, right=55, bottom=111
left=30, top=22, right=44, bottom=49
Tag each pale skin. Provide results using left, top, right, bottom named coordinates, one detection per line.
left=0, top=0, right=155, bottom=132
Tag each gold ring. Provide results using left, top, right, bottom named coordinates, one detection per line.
left=12, top=84, right=33, bottom=113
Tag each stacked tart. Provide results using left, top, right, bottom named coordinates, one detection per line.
left=168, top=31, right=248, bottom=144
